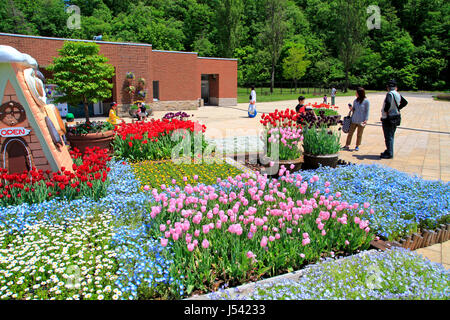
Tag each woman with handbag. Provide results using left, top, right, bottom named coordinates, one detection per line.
left=342, top=87, right=370, bottom=151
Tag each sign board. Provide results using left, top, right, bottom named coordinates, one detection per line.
left=0, top=127, right=31, bottom=138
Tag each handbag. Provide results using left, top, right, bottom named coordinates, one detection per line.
left=387, top=114, right=401, bottom=126
left=342, top=110, right=353, bottom=133
left=248, top=104, right=257, bottom=118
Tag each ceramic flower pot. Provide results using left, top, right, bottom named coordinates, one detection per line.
left=303, top=152, right=339, bottom=169
left=260, top=155, right=303, bottom=177
left=67, top=130, right=115, bottom=154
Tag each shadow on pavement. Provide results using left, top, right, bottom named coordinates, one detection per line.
left=352, top=154, right=382, bottom=161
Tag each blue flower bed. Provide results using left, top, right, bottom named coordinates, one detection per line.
left=297, top=164, right=450, bottom=240
left=209, top=248, right=450, bottom=300
left=1, top=161, right=449, bottom=299
left=0, top=161, right=181, bottom=300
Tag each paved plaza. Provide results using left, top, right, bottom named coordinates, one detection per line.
left=89, top=92, right=449, bottom=181
left=149, top=92, right=449, bottom=182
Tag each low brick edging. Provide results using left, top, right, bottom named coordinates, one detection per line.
left=185, top=250, right=378, bottom=300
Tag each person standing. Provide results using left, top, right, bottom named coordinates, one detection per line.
left=380, top=80, right=402, bottom=159
left=343, top=87, right=370, bottom=151
left=248, top=85, right=257, bottom=118
left=331, top=87, right=337, bottom=106
left=323, top=94, right=328, bottom=104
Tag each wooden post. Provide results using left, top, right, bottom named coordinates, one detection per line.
left=414, top=233, right=424, bottom=249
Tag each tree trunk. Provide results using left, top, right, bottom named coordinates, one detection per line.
left=294, top=79, right=298, bottom=90
left=84, top=100, right=90, bottom=123
left=344, top=67, right=349, bottom=93
left=270, top=63, right=275, bottom=94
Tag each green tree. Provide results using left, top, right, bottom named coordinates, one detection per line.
left=282, top=44, right=311, bottom=89
left=260, top=0, right=289, bottom=93
left=332, top=0, right=368, bottom=91
left=47, top=41, right=115, bottom=123
left=215, top=0, right=244, bottom=58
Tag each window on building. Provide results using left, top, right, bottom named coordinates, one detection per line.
left=153, top=81, right=159, bottom=101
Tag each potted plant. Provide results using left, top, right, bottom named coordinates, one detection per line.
left=302, top=125, right=341, bottom=169
left=47, top=41, right=116, bottom=153
left=259, top=108, right=303, bottom=176
left=65, top=121, right=115, bottom=154
left=126, top=72, right=135, bottom=82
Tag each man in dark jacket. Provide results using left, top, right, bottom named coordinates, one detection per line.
left=380, top=80, right=401, bottom=159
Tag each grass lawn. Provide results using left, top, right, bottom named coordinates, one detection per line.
left=237, top=87, right=374, bottom=103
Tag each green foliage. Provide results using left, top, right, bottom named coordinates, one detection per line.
left=302, top=126, right=341, bottom=155
left=0, top=0, right=448, bottom=90
left=47, top=41, right=115, bottom=122
left=282, top=44, right=311, bottom=84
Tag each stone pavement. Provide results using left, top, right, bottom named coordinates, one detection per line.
left=85, top=92, right=450, bottom=181
left=415, top=240, right=450, bottom=270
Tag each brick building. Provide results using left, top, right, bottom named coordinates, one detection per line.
left=0, top=33, right=238, bottom=116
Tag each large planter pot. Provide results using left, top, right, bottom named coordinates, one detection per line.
left=67, top=130, right=115, bottom=154
left=260, top=155, right=303, bottom=177
left=303, top=152, right=339, bottom=170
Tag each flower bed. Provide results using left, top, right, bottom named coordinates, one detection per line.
left=0, top=147, right=110, bottom=207
left=132, top=160, right=243, bottom=191
left=298, top=164, right=450, bottom=241
left=0, top=161, right=177, bottom=300
left=2, top=158, right=447, bottom=300
left=144, top=168, right=374, bottom=296
left=112, top=118, right=208, bottom=161
left=209, top=248, right=449, bottom=300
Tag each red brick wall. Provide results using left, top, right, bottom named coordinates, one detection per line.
left=152, top=51, right=199, bottom=101
left=0, top=34, right=152, bottom=105
left=0, top=34, right=237, bottom=105
left=197, top=58, right=237, bottom=99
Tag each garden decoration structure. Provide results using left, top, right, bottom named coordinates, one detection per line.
left=0, top=45, right=73, bottom=173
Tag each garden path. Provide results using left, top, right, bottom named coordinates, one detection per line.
left=416, top=240, right=450, bottom=270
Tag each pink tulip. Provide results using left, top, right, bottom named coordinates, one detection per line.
left=161, top=238, right=168, bottom=247
left=187, top=243, right=195, bottom=252
left=260, top=236, right=268, bottom=247
left=194, top=230, right=200, bottom=237
left=202, top=239, right=210, bottom=249
left=143, top=185, right=150, bottom=191
left=302, top=238, right=310, bottom=246
left=160, top=224, right=166, bottom=232
left=300, top=253, right=305, bottom=258
left=345, top=240, right=350, bottom=245
left=321, top=229, right=326, bottom=236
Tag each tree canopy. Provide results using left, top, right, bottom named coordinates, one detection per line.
left=1, top=0, right=448, bottom=90
left=47, top=41, right=115, bottom=122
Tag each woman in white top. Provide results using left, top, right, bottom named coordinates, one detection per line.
left=248, top=85, right=257, bottom=118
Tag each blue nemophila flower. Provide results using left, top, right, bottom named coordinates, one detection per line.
left=296, top=164, right=449, bottom=240
left=209, top=248, right=449, bottom=300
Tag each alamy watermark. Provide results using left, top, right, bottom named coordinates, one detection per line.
left=365, top=265, right=383, bottom=290
left=64, top=264, right=81, bottom=289
left=367, top=5, right=381, bottom=30
left=66, top=5, right=81, bottom=30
